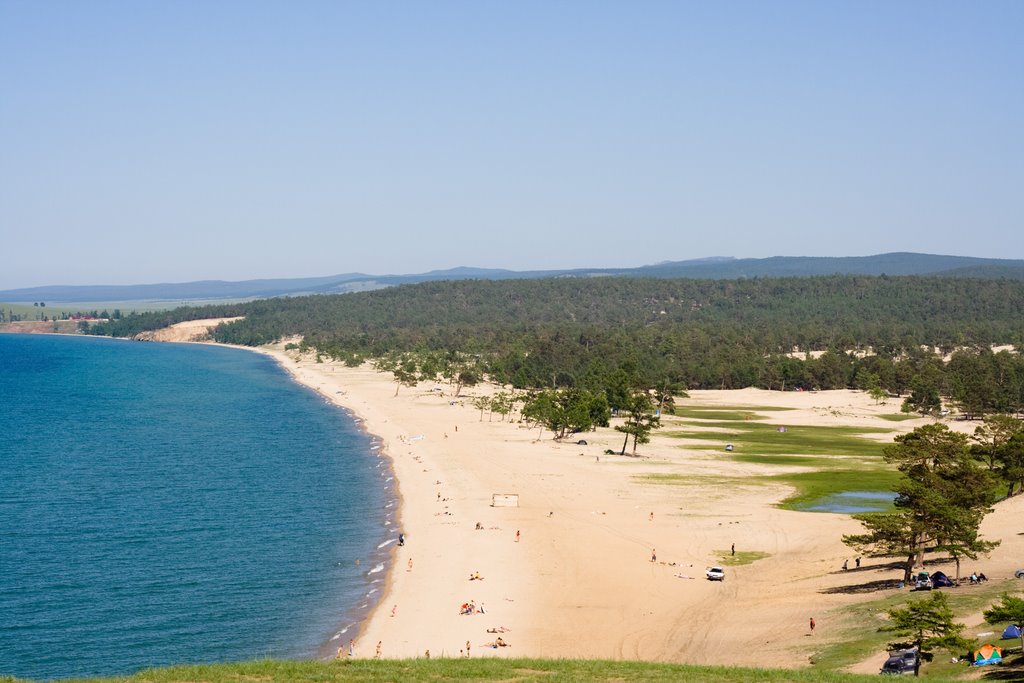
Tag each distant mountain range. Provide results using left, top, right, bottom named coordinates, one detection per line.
left=3, top=252, right=1024, bottom=304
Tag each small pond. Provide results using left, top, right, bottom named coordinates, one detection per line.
left=799, top=490, right=896, bottom=514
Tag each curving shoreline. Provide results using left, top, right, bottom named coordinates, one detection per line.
left=244, top=345, right=402, bottom=660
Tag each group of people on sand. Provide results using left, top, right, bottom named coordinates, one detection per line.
left=460, top=599, right=485, bottom=615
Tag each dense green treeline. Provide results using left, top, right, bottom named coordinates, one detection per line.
left=85, top=275, right=1024, bottom=409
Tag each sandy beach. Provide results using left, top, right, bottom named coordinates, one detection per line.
left=159, top=320, right=1020, bottom=672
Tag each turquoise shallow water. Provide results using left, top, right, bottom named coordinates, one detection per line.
left=0, top=334, right=392, bottom=680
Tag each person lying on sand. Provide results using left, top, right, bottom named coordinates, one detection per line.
left=483, top=637, right=510, bottom=648
left=486, top=626, right=511, bottom=633
left=469, top=571, right=483, bottom=580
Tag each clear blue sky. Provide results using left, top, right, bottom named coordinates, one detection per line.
left=1, top=1, right=1021, bottom=288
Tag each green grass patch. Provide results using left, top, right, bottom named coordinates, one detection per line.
left=652, top=417, right=901, bottom=511
left=878, top=413, right=921, bottom=422
left=730, top=454, right=836, bottom=467
left=771, top=468, right=899, bottom=511
left=811, top=578, right=1020, bottom=677
left=8, top=657, right=941, bottom=683
left=672, top=405, right=795, bottom=421
left=668, top=421, right=891, bottom=457
left=663, top=408, right=907, bottom=511
left=716, top=550, right=771, bottom=566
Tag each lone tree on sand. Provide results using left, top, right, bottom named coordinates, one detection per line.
left=615, top=391, right=661, bottom=455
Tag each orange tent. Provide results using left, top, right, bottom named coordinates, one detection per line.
left=971, top=643, right=1002, bottom=666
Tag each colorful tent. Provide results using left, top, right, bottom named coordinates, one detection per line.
left=972, top=643, right=1002, bottom=666
left=1001, top=624, right=1022, bottom=639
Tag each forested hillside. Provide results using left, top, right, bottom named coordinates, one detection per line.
left=85, top=275, right=1024, bottom=413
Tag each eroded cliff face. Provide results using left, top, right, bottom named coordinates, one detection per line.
left=133, top=317, right=244, bottom=342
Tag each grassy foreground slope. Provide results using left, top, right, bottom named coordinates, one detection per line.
left=0, top=659, right=954, bottom=683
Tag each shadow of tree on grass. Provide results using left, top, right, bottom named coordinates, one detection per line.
left=819, top=578, right=903, bottom=594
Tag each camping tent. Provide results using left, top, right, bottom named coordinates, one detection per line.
left=971, top=644, right=1002, bottom=666
left=930, top=571, right=955, bottom=588
left=1001, top=624, right=1022, bottom=640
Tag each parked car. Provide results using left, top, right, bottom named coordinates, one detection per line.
left=881, top=648, right=918, bottom=675
left=705, top=566, right=725, bottom=581
left=914, top=571, right=932, bottom=591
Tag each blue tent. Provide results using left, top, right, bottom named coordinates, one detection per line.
left=1002, top=623, right=1022, bottom=639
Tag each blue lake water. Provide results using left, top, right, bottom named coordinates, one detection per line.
left=800, top=490, right=896, bottom=514
left=0, top=334, right=392, bottom=680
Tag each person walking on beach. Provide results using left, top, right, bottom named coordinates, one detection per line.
left=515, top=530, right=520, bottom=542
left=348, top=639, right=355, bottom=657
left=842, top=559, right=848, bottom=571
left=375, top=640, right=382, bottom=658
left=651, top=548, right=657, bottom=562
left=466, top=640, right=471, bottom=658
left=856, top=556, right=861, bottom=568
left=809, top=617, right=816, bottom=633
left=407, top=558, right=413, bottom=572
left=731, top=543, right=735, bottom=556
